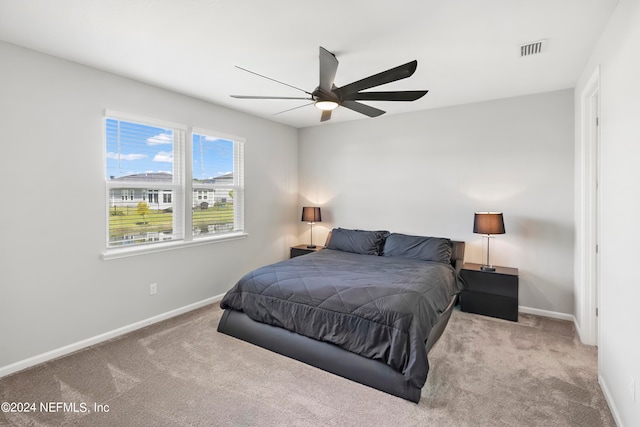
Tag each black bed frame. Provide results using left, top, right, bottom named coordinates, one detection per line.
left=217, top=240, right=465, bottom=403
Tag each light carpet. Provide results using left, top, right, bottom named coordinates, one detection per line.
left=0, top=304, right=615, bottom=426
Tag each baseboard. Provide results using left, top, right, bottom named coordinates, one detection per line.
left=599, top=373, right=624, bottom=427
left=573, top=318, right=586, bottom=342
left=572, top=317, right=597, bottom=346
left=518, top=305, right=575, bottom=322
left=0, top=293, right=225, bottom=379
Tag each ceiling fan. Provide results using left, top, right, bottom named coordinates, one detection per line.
left=231, top=47, right=428, bottom=122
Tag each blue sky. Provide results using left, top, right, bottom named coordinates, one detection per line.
left=192, top=133, right=234, bottom=180
left=106, top=118, right=233, bottom=180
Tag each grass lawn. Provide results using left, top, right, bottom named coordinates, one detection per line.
left=109, top=205, right=234, bottom=241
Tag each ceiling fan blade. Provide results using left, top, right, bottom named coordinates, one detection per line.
left=319, top=47, right=338, bottom=93
left=235, top=65, right=312, bottom=95
left=231, top=95, right=313, bottom=100
left=343, top=90, right=428, bottom=102
left=272, top=102, right=314, bottom=116
left=337, top=60, right=418, bottom=97
left=320, top=110, right=332, bottom=122
left=341, top=101, right=385, bottom=118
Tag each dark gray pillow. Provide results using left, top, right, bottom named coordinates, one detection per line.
left=326, top=228, right=389, bottom=255
left=382, top=233, right=452, bottom=263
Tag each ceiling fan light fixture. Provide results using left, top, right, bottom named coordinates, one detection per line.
left=314, top=100, right=339, bottom=111
left=233, top=46, right=427, bottom=122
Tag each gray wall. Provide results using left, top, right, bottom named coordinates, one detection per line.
left=575, top=0, right=640, bottom=424
left=299, top=90, right=575, bottom=315
left=0, top=41, right=299, bottom=370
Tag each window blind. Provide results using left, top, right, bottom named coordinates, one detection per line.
left=191, top=130, right=245, bottom=238
left=104, top=113, right=244, bottom=252
left=105, top=114, right=185, bottom=248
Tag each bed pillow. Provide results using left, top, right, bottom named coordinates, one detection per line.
left=326, top=228, right=389, bottom=255
left=382, top=233, right=452, bottom=264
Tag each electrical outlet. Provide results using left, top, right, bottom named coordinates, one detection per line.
left=149, top=283, right=157, bottom=296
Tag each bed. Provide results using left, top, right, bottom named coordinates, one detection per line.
left=217, top=228, right=465, bottom=402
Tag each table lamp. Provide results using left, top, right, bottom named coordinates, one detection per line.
left=301, top=207, right=322, bottom=248
left=473, top=212, right=505, bottom=272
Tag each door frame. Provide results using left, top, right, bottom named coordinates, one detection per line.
left=576, top=66, right=600, bottom=346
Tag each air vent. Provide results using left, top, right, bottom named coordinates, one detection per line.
left=520, top=40, right=546, bottom=57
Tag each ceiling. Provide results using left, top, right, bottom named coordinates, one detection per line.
left=0, top=0, right=618, bottom=128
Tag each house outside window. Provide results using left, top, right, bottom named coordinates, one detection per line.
left=105, top=111, right=244, bottom=251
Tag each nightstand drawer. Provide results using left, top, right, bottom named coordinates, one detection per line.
left=460, top=291, right=518, bottom=322
left=460, top=269, right=518, bottom=298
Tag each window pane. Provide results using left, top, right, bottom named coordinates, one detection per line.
left=192, top=133, right=240, bottom=238
left=192, top=134, right=233, bottom=182
left=192, top=187, right=235, bottom=236
left=108, top=188, right=175, bottom=247
left=106, top=118, right=174, bottom=181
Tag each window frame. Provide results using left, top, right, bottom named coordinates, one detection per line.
left=190, top=127, right=245, bottom=240
left=103, top=111, right=247, bottom=260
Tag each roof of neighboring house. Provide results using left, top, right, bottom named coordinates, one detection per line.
left=214, top=173, right=233, bottom=180
left=111, top=172, right=232, bottom=182
left=110, top=172, right=172, bottom=182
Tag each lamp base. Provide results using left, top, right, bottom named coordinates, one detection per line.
left=480, top=265, right=496, bottom=272
left=306, top=245, right=317, bottom=249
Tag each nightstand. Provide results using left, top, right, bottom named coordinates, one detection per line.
left=460, top=262, right=519, bottom=321
left=290, top=244, right=324, bottom=258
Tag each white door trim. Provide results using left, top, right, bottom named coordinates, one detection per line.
left=576, top=66, right=600, bottom=346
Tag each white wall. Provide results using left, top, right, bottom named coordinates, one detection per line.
left=0, top=42, right=299, bottom=370
left=299, top=90, right=575, bottom=315
left=575, top=0, right=640, bottom=424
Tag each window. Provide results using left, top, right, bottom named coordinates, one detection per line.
left=191, top=130, right=244, bottom=238
left=121, top=189, right=134, bottom=201
left=105, top=112, right=244, bottom=252
left=106, top=114, right=183, bottom=248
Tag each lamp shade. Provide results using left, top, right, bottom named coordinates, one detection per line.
left=473, top=212, right=505, bottom=235
left=301, top=207, right=322, bottom=223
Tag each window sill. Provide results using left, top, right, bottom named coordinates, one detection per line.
left=101, top=232, right=249, bottom=260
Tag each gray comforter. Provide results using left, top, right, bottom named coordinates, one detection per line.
left=220, top=249, right=462, bottom=388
